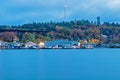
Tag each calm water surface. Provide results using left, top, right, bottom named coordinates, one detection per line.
left=0, top=49, right=120, bottom=80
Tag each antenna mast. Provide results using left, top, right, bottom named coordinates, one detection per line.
left=64, top=5, right=67, bottom=22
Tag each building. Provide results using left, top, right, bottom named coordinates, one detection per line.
left=38, top=42, right=45, bottom=48
left=0, top=41, right=8, bottom=49
left=25, top=42, right=37, bottom=48
left=97, top=17, right=100, bottom=26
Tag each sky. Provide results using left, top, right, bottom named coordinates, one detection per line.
left=1, top=0, right=120, bottom=25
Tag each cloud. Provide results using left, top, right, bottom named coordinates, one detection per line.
left=106, top=0, right=120, bottom=10
left=0, top=0, right=120, bottom=25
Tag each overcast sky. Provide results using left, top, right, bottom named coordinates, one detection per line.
left=1, top=0, right=120, bottom=25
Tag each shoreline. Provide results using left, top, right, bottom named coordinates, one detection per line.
left=0, top=47, right=119, bottom=50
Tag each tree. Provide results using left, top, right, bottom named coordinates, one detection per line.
left=0, top=32, right=16, bottom=42
left=21, top=32, right=35, bottom=43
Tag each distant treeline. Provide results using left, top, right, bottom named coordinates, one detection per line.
left=0, top=20, right=120, bottom=44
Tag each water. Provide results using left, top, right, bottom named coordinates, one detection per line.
left=0, top=49, right=120, bottom=80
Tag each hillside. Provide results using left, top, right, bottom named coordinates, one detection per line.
left=0, top=20, right=120, bottom=44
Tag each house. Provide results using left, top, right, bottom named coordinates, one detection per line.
left=25, top=42, right=37, bottom=48
left=13, top=37, right=19, bottom=43
left=8, top=42, right=21, bottom=49
left=0, top=41, right=8, bottom=49
left=45, top=40, right=78, bottom=49
left=38, top=42, right=45, bottom=48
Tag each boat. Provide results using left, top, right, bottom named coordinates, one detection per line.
left=85, top=45, right=93, bottom=49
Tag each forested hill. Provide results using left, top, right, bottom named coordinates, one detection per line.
left=0, top=20, right=120, bottom=44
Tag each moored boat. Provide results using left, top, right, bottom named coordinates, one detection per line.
left=85, top=45, right=93, bottom=49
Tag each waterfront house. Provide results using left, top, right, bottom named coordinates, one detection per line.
left=78, top=42, right=84, bottom=48
left=25, top=42, right=37, bottom=48
left=0, top=41, right=8, bottom=49
left=109, top=43, right=120, bottom=48
left=38, top=42, right=45, bottom=48
left=8, top=42, right=21, bottom=49
left=13, top=37, right=19, bottom=43
left=45, top=40, right=78, bottom=49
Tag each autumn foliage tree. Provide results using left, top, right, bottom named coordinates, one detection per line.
left=0, top=32, right=16, bottom=42
left=0, top=20, right=120, bottom=44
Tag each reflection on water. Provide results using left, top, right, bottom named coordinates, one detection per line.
left=0, top=49, right=120, bottom=80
